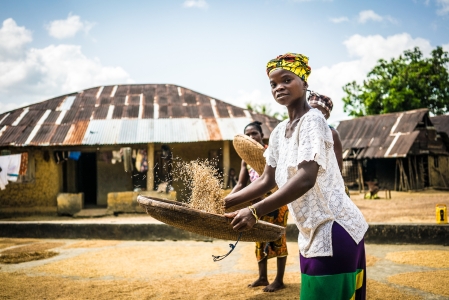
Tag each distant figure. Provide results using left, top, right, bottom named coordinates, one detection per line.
left=308, top=91, right=351, bottom=197
left=227, top=168, right=237, bottom=189
left=365, top=180, right=380, bottom=199
left=307, top=91, right=342, bottom=172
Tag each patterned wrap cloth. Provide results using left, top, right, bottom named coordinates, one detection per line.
left=247, top=165, right=289, bottom=262
left=308, top=91, right=333, bottom=113
left=266, top=53, right=311, bottom=82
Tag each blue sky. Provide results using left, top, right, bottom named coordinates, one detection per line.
left=1, top=0, right=448, bottom=122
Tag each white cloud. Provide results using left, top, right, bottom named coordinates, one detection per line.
left=330, top=17, right=349, bottom=23
left=46, top=14, right=94, bottom=39
left=443, top=43, right=449, bottom=52
left=0, top=101, right=29, bottom=114
left=357, top=10, right=398, bottom=24
left=0, top=18, right=132, bottom=113
left=183, top=0, right=209, bottom=9
left=0, top=18, right=32, bottom=59
left=343, top=33, right=432, bottom=61
left=308, top=33, right=434, bottom=123
left=358, top=10, right=384, bottom=23
left=436, top=0, right=449, bottom=15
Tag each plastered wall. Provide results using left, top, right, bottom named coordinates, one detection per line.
left=0, top=151, right=62, bottom=208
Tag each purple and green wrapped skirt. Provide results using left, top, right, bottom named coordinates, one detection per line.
left=299, top=222, right=366, bottom=300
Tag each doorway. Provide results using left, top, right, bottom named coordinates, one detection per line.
left=77, top=152, right=98, bottom=207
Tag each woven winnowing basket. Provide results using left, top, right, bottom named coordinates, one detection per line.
left=137, top=195, right=285, bottom=242
left=233, top=134, right=266, bottom=176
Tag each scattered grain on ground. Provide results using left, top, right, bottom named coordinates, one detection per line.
left=0, top=239, right=446, bottom=299
left=388, top=270, right=449, bottom=297
left=63, top=240, right=120, bottom=249
left=366, top=254, right=380, bottom=267
left=0, top=272, right=302, bottom=300
left=0, top=238, right=38, bottom=250
left=33, top=244, right=220, bottom=279
left=367, top=279, right=423, bottom=300
left=385, top=250, right=449, bottom=268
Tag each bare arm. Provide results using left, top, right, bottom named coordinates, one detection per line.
left=225, top=160, right=319, bottom=231
left=230, top=160, right=249, bottom=194
left=331, top=128, right=343, bottom=173
left=223, top=164, right=277, bottom=209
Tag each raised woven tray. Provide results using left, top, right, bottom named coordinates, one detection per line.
left=137, top=195, right=285, bottom=242
left=233, top=133, right=266, bottom=176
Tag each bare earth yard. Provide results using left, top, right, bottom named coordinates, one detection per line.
left=3, top=190, right=449, bottom=224
left=351, top=189, right=449, bottom=223
left=1, top=190, right=448, bottom=299
left=1, top=239, right=449, bottom=300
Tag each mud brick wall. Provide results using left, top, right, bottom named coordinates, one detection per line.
left=0, top=151, right=62, bottom=213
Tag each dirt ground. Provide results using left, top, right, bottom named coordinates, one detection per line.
left=350, top=189, right=449, bottom=223
left=2, top=190, right=449, bottom=225
left=1, top=239, right=448, bottom=300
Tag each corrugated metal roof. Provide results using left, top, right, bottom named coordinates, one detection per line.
left=337, top=109, right=428, bottom=159
left=0, top=84, right=280, bottom=146
left=431, top=115, right=449, bottom=136
left=216, top=118, right=254, bottom=140
left=82, top=120, right=122, bottom=145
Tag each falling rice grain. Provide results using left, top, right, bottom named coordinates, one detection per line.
left=174, top=158, right=224, bottom=215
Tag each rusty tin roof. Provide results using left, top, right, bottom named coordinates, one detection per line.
left=431, top=115, right=449, bottom=137
left=0, top=84, right=280, bottom=147
left=337, top=109, right=430, bottom=159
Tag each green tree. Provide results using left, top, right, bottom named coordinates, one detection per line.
left=245, top=103, right=288, bottom=120
left=342, top=46, right=449, bottom=116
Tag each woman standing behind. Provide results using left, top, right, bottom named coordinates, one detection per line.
left=224, top=53, right=368, bottom=299
left=308, top=92, right=351, bottom=197
left=229, top=121, right=288, bottom=293
left=307, top=92, right=343, bottom=172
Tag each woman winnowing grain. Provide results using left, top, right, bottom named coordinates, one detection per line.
left=229, top=121, right=288, bottom=293
left=223, top=53, right=368, bottom=300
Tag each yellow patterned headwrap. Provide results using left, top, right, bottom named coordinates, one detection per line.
left=266, top=53, right=311, bottom=82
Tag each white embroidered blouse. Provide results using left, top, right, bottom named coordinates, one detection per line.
left=264, top=108, right=368, bottom=258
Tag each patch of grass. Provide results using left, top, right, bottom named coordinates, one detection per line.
left=0, top=251, right=58, bottom=264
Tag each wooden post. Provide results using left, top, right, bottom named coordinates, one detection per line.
left=394, top=158, right=398, bottom=191
left=408, top=157, right=415, bottom=190
left=399, top=159, right=410, bottom=191
left=413, top=156, right=420, bottom=189
left=419, top=157, right=425, bottom=188
left=358, top=161, right=365, bottom=194
left=147, top=143, right=155, bottom=191
left=223, top=140, right=230, bottom=188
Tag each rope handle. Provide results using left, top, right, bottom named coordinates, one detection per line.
left=212, top=232, right=242, bottom=262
